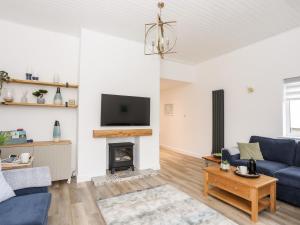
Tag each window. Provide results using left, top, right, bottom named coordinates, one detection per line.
left=283, top=77, right=300, bottom=137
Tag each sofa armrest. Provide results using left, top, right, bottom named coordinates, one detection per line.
left=222, top=147, right=240, bottom=164
left=2, top=167, right=51, bottom=191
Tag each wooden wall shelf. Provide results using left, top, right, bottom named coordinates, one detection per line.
left=0, top=140, right=71, bottom=148
left=93, top=129, right=152, bottom=138
left=7, top=79, right=79, bottom=88
left=1, top=102, right=78, bottom=108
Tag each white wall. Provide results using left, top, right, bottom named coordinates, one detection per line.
left=196, top=27, right=300, bottom=147
left=0, top=20, right=79, bottom=171
left=160, top=60, right=197, bottom=83
left=160, top=59, right=213, bottom=158
left=77, top=29, right=160, bottom=182
left=161, top=26, right=300, bottom=158
left=160, top=82, right=213, bottom=158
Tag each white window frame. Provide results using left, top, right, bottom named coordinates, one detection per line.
left=283, top=77, right=300, bottom=137
left=284, top=99, right=292, bottom=137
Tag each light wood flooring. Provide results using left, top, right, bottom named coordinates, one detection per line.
left=48, top=148, right=300, bottom=225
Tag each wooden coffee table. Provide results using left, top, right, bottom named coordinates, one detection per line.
left=202, top=155, right=221, bottom=166
left=204, top=166, right=277, bottom=222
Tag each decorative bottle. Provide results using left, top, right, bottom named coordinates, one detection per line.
left=53, top=120, right=61, bottom=142
left=53, top=87, right=63, bottom=105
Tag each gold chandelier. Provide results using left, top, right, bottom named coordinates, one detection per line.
left=144, top=0, right=177, bottom=59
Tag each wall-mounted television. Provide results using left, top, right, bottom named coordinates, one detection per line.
left=101, top=94, right=150, bottom=126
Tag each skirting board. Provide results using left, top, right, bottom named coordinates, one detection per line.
left=160, top=144, right=203, bottom=159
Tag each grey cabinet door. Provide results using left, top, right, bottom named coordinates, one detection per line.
left=0, top=147, right=33, bottom=159
left=33, top=144, right=71, bottom=181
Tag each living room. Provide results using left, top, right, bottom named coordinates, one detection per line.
left=1, top=1, right=300, bottom=225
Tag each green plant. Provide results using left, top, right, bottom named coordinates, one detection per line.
left=0, top=132, right=7, bottom=145
left=0, top=71, right=10, bottom=96
left=32, top=89, right=48, bottom=98
left=213, top=152, right=222, bottom=157
left=222, top=160, right=229, bottom=164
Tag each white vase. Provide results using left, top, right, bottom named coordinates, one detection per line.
left=3, top=89, right=14, bottom=102
left=21, top=91, right=28, bottom=103
left=221, top=163, right=230, bottom=171
left=37, top=96, right=45, bottom=104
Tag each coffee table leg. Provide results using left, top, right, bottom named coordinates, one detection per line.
left=205, top=160, right=209, bottom=167
left=204, top=171, right=208, bottom=197
left=251, top=188, right=258, bottom=222
left=270, top=182, right=276, bottom=213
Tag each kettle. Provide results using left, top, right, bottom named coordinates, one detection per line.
left=248, top=158, right=257, bottom=175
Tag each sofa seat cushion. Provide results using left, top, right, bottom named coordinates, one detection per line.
left=249, top=136, right=296, bottom=166
left=0, top=193, right=51, bottom=225
left=255, top=160, right=289, bottom=177
left=275, top=167, right=300, bottom=189
left=231, top=159, right=288, bottom=177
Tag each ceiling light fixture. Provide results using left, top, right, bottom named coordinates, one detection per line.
left=144, top=0, right=177, bottom=59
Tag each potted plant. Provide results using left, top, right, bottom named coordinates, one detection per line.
left=220, top=160, right=230, bottom=171
left=0, top=132, right=7, bottom=146
left=32, top=89, right=48, bottom=104
left=0, top=71, right=10, bottom=96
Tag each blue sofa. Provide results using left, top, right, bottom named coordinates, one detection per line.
left=0, top=167, right=52, bottom=225
left=222, top=136, right=300, bottom=207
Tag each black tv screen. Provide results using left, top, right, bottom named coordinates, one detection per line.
left=101, top=94, right=150, bottom=126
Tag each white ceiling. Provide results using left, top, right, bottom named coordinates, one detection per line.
left=1, top=0, right=300, bottom=64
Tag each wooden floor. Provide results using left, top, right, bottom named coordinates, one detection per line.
left=49, top=148, right=300, bottom=225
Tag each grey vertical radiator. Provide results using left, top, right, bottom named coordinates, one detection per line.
left=212, top=89, right=224, bottom=154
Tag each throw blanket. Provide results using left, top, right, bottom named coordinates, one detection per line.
left=3, top=167, right=51, bottom=190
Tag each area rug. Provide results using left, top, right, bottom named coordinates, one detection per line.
left=92, top=169, right=159, bottom=187
left=97, top=185, right=237, bottom=225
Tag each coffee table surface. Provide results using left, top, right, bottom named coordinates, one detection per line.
left=204, top=166, right=277, bottom=188
left=202, top=155, right=221, bottom=164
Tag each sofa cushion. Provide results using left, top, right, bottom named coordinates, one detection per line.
left=0, top=193, right=51, bottom=225
left=275, top=167, right=300, bottom=189
left=255, top=160, right=289, bottom=177
left=230, top=159, right=288, bottom=176
left=249, top=136, right=296, bottom=166
left=3, top=167, right=52, bottom=191
left=238, top=142, right=264, bottom=160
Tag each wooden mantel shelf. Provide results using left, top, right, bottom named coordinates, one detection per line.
left=93, top=129, right=152, bottom=138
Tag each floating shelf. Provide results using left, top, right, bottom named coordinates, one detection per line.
left=93, top=129, right=152, bottom=138
left=1, top=102, right=78, bottom=108
left=7, top=79, right=79, bottom=88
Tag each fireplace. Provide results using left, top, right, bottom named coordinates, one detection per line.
left=109, top=142, right=134, bottom=174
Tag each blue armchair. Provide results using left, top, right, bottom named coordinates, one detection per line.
left=0, top=167, right=52, bottom=225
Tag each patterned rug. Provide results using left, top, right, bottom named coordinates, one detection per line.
left=97, top=185, right=237, bottom=225
left=92, top=169, right=159, bottom=187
